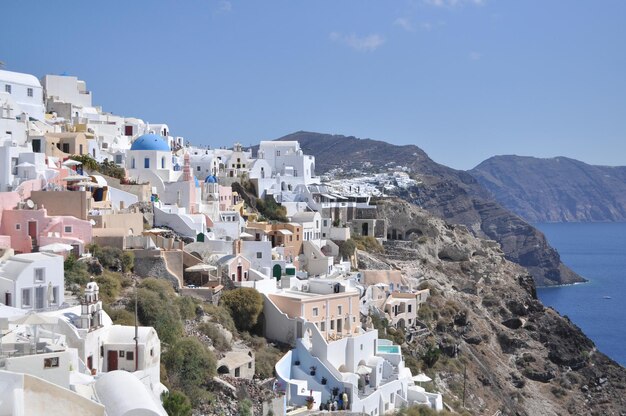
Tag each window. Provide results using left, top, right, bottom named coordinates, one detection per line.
left=320, top=321, right=326, bottom=331
left=15, top=224, right=20, bottom=230
left=115, top=154, right=123, bottom=164
left=144, top=158, right=150, bottom=168
left=5, top=84, right=11, bottom=94
left=197, top=166, right=200, bottom=171
left=276, top=150, right=280, bottom=156
left=330, top=320, right=335, bottom=330
left=44, top=357, right=59, bottom=368
left=131, top=158, right=136, bottom=169
left=126, top=351, right=134, bottom=361
left=124, top=125, right=133, bottom=136
left=312, top=307, right=319, bottom=317
left=34, top=268, right=45, bottom=283
left=360, top=344, right=363, bottom=351
left=408, top=305, right=412, bottom=313
left=248, top=362, right=252, bottom=369
left=64, top=225, right=72, bottom=233
left=100, top=346, right=104, bottom=357
left=27, top=88, right=33, bottom=97
left=256, top=252, right=262, bottom=259
left=161, top=156, right=165, bottom=169
left=150, top=348, right=154, bottom=357
left=338, top=306, right=342, bottom=315
left=79, top=144, right=83, bottom=154
left=235, top=367, right=240, bottom=377
left=119, top=350, right=125, bottom=358
left=22, top=288, right=31, bottom=308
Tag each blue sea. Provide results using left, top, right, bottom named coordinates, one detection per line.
left=535, top=222, right=626, bottom=367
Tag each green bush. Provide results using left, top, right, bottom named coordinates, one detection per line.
left=198, top=322, right=230, bottom=351
left=338, top=239, right=356, bottom=259
left=352, top=235, right=384, bottom=253
left=162, top=337, right=216, bottom=400
left=130, top=279, right=183, bottom=345
left=254, top=342, right=283, bottom=379
left=239, top=399, right=253, bottom=416
left=422, top=345, right=441, bottom=368
left=177, top=296, right=197, bottom=320
left=107, top=308, right=135, bottom=326
left=220, top=288, right=264, bottom=332
left=255, top=196, right=287, bottom=222
left=95, top=271, right=122, bottom=304
left=64, top=254, right=90, bottom=289
left=162, top=390, right=192, bottom=416
left=203, top=304, right=237, bottom=334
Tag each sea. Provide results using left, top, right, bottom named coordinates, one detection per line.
left=535, top=222, right=626, bottom=367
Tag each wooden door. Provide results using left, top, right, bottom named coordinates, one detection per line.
left=28, top=221, right=37, bottom=239
left=107, top=350, right=118, bottom=371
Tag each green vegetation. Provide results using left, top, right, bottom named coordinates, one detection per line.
left=422, top=344, right=441, bottom=368
left=106, top=308, right=135, bottom=326
left=69, top=154, right=125, bottom=180
left=162, top=337, right=217, bottom=402
left=202, top=304, right=237, bottom=333
left=220, top=288, right=264, bottom=332
left=129, top=278, right=184, bottom=345
left=352, top=235, right=384, bottom=253
left=198, top=322, right=230, bottom=351
left=338, top=239, right=356, bottom=259
left=238, top=399, right=253, bottom=416
left=395, top=404, right=456, bottom=416
left=161, top=390, right=192, bottom=416
left=64, top=254, right=90, bottom=289
left=255, top=196, right=288, bottom=222
left=88, top=244, right=134, bottom=272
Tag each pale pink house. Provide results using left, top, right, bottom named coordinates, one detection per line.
left=217, top=254, right=251, bottom=283
left=0, top=207, right=92, bottom=255
left=219, top=185, right=234, bottom=212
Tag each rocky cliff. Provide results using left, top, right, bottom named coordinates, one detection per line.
left=365, top=199, right=626, bottom=415
left=274, top=131, right=583, bottom=286
left=470, top=155, right=626, bottom=222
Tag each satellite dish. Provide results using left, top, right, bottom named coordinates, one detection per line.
left=25, top=199, right=34, bottom=209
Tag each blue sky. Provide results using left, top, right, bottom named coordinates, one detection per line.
left=1, top=0, right=625, bottom=170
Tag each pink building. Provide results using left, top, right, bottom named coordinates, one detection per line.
left=0, top=207, right=92, bottom=255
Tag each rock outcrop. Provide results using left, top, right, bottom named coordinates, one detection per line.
left=276, top=131, right=583, bottom=285
left=372, top=199, right=626, bottom=415
left=470, top=155, right=626, bottom=222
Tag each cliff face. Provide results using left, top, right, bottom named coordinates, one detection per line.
left=275, top=131, right=583, bottom=286
left=470, top=155, right=626, bottom=222
left=366, top=200, right=626, bottom=415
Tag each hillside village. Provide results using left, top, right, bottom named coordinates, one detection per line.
left=0, top=68, right=445, bottom=415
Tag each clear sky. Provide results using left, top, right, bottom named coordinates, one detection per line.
left=1, top=0, right=625, bottom=170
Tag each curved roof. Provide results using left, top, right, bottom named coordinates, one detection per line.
left=204, top=175, right=218, bottom=183
left=95, top=371, right=166, bottom=416
left=130, top=134, right=170, bottom=152
left=0, top=70, right=42, bottom=87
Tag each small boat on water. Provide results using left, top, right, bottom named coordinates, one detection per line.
left=603, top=296, right=612, bottom=299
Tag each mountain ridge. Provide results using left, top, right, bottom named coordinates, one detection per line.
left=272, top=131, right=583, bottom=286
left=470, top=155, right=626, bottom=222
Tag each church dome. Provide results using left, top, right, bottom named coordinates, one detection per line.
left=130, top=134, right=170, bottom=151
left=204, top=175, right=218, bottom=183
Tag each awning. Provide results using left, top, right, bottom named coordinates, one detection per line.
left=275, top=229, right=293, bottom=235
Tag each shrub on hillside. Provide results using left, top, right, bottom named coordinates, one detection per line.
left=162, top=337, right=217, bottom=400
left=161, top=390, right=192, bottom=416
left=198, top=322, right=231, bottom=351
left=220, top=288, right=264, bottom=332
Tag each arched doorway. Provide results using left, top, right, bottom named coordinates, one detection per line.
left=273, top=264, right=282, bottom=280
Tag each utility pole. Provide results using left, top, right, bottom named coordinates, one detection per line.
left=134, top=277, right=139, bottom=372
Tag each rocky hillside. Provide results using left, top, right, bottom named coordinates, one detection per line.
left=363, top=199, right=626, bottom=415
left=273, top=131, right=582, bottom=286
left=470, top=155, right=626, bottom=222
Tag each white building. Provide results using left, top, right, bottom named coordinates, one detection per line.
left=0, top=69, right=45, bottom=121
left=0, top=252, right=64, bottom=310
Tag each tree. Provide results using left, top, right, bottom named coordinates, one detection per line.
left=162, top=338, right=216, bottom=397
left=162, top=390, right=192, bottom=416
left=220, top=288, right=264, bottom=332
left=338, top=239, right=356, bottom=259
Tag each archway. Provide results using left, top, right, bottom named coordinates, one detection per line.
left=273, top=264, right=282, bottom=280
left=217, top=365, right=230, bottom=375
